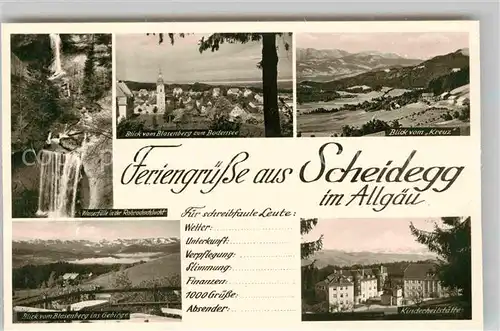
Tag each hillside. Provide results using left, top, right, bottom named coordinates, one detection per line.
left=300, top=48, right=469, bottom=90
left=308, top=249, right=437, bottom=268
left=297, top=47, right=421, bottom=80
left=89, top=253, right=181, bottom=288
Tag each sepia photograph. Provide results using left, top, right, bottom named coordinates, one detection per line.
left=115, top=33, right=293, bottom=138
left=10, top=34, right=113, bottom=218
left=12, top=220, right=182, bottom=323
left=301, top=217, right=472, bottom=320
left=296, top=33, right=470, bottom=137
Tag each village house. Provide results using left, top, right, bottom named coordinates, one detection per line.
left=243, top=88, right=253, bottom=98
left=440, top=91, right=450, bottom=100
left=316, top=265, right=387, bottom=309
left=200, top=105, right=208, bottom=116
left=173, top=87, right=183, bottom=97
left=61, top=273, right=82, bottom=286
left=212, top=87, right=221, bottom=98
left=229, top=105, right=250, bottom=122
left=388, top=263, right=444, bottom=303
left=134, top=103, right=155, bottom=114
left=227, top=88, right=241, bottom=96
left=457, top=96, right=470, bottom=106
left=421, top=92, right=435, bottom=102
left=447, top=95, right=458, bottom=105
left=254, top=94, right=264, bottom=104
left=381, top=286, right=403, bottom=306
left=182, top=96, right=193, bottom=105
left=116, top=81, right=134, bottom=123
left=248, top=102, right=259, bottom=111
left=315, top=274, right=355, bottom=312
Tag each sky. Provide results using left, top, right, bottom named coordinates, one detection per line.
left=302, top=218, right=445, bottom=254
left=13, top=220, right=180, bottom=241
left=116, top=33, right=293, bottom=83
left=296, top=32, right=469, bottom=60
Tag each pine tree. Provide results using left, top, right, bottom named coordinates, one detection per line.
left=82, top=37, right=96, bottom=101
left=46, top=271, right=57, bottom=288
left=409, top=217, right=471, bottom=307
left=301, top=218, right=323, bottom=260
left=301, top=218, right=323, bottom=296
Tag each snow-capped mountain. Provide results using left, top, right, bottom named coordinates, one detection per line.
left=13, top=237, right=181, bottom=258
left=94, top=237, right=179, bottom=247
left=17, top=237, right=179, bottom=247
left=297, top=47, right=422, bottom=81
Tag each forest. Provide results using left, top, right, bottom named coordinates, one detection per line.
left=12, top=261, right=137, bottom=290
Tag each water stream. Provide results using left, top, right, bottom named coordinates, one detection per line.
left=48, top=33, right=65, bottom=81
left=36, top=150, right=82, bottom=218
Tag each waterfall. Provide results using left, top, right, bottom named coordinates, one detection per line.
left=36, top=150, right=82, bottom=218
left=48, top=33, right=65, bottom=80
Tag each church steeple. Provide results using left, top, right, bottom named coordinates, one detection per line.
left=157, top=68, right=164, bottom=85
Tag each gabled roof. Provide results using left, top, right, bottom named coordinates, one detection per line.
left=117, top=81, right=133, bottom=98
left=321, top=273, right=354, bottom=286
left=403, top=263, right=438, bottom=279
left=62, top=273, right=80, bottom=280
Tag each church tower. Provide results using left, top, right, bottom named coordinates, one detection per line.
left=156, top=68, right=166, bottom=113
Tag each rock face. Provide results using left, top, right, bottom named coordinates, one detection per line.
left=80, top=93, right=113, bottom=209
left=81, top=136, right=113, bottom=209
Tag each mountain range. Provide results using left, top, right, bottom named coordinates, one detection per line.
left=299, top=48, right=469, bottom=90
left=12, top=238, right=181, bottom=266
left=307, top=249, right=437, bottom=269
left=297, top=48, right=422, bottom=81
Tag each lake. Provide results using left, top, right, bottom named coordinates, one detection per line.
left=69, top=253, right=163, bottom=265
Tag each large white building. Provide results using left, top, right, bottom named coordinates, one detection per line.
left=156, top=69, right=166, bottom=113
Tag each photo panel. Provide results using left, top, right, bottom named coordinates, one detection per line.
left=296, top=32, right=471, bottom=137
left=12, top=219, right=182, bottom=323
left=10, top=33, right=113, bottom=219
left=115, top=33, right=294, bottom=139
left=301, top=217, right=472, bottom=320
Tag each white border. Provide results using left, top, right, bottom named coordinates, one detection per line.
left=2, top=21, right=482, bottom=331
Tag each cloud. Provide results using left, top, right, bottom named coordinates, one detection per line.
left=303, top=218, right=440, bottom=253
left=116, top=33, right=292, bottom=82
left=296, top=32, right=468, bottom=59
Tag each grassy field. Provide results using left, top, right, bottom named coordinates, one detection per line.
left=298, top=101, right=469, bottom=137
left=89, top=253, right=181, bottom=288
left=298, top=89, right=410, bottom=114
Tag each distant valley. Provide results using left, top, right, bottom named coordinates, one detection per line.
left=297, top=48, right=470, bottom=137
left=13, top=238, right=182, bottom=292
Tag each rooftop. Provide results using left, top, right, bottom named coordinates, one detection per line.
left=117, top=81, right=133, bottom=98
left=403, top=263, right=439, bottom=279
left=62, top=273, right=80, bottom=280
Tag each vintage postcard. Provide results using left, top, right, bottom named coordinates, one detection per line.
left=296, top=32, right=471, bottom=137
left=2, top=21, right=482, bottom=331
